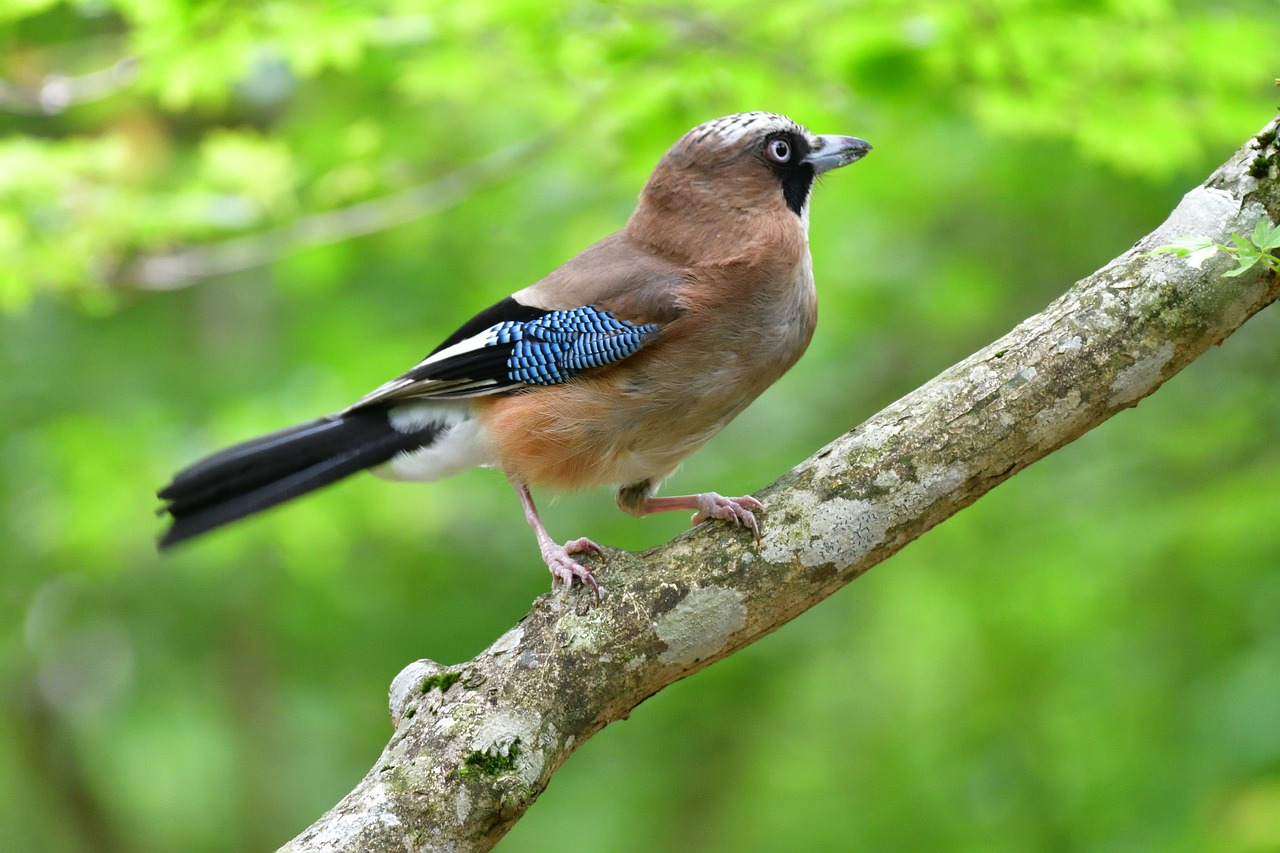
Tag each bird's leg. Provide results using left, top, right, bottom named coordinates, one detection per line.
left=513, top=482, right=603, bottom=598
left=636, top=492, right=764, bottom=542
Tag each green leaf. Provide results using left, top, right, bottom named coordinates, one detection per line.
left=1251, top=219, right=1269, bottom=249
left=1149, top=236, right=1216, bottom=256
left=1257, top=222, right=1280, bottom=251
left=1222, top=253, right=1262, bottom=277
left=1184, top=246, right=1219, bottom=269
left=1229, top=232, right=1255, bottom=255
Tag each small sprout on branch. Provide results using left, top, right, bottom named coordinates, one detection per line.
left=1150, top=221, right=1280, bottom=277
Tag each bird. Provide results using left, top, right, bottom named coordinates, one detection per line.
left=157, top=111, right=871, bottom=597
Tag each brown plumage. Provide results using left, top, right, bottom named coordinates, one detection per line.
left=156, top=112, right=871, bottom=597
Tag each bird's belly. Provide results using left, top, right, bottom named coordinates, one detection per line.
left=590, top=418, right=724, bottom=486
left=476, top=366, right=765, bottom=492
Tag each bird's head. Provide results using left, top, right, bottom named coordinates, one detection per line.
left=630, top=112, right=871, bottom=261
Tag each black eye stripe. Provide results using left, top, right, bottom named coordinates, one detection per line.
left=759, top=131, right=815, bottom=217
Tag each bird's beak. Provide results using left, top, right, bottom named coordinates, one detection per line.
left=805, top=135, right=872, bottom=174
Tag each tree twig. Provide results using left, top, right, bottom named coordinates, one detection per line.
left=116, top=133, right=554, bottom=291
left=282, top=117, right=1280, bottom=852
left=0, top=57, right=138, bottom=115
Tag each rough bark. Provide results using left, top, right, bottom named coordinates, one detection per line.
left=283, top=117, right=1280, bottom=853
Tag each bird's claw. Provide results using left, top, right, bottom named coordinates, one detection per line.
left=543, top=537, right=604, bottom=600
left=564, top=537, right=606, bottom=561
left=691, top=492, right=764, bottom=542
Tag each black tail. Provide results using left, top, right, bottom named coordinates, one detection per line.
left=157, top=407, right=439, bottom=548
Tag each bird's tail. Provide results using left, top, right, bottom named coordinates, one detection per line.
left=157, top=406, right=440, bottom=548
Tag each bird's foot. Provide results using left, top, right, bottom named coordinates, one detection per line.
left=691, top=493, right=764, bottom=542
left=542, top=537, right=604, bottom=599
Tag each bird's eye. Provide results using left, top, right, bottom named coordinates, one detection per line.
left=765, top=137, right=791, bottom=164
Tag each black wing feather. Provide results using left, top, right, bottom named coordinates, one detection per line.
left=427, top=296, right=547, bottom=356
left=158, top=407, right=441, bottom=548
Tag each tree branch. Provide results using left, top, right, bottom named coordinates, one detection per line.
left=283, top=117, right=1280, bottom=852
left=0, top=57, right=138, bottom=116
left=116, top=133, right=554, bottom=291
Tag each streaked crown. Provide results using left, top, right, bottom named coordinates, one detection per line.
left=677, top=111, right=810, bottom=151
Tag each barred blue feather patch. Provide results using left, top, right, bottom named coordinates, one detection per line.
left=488, top=307, right=659, bottom=386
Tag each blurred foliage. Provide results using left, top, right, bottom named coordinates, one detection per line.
left=1, top=1, right=1278, bottom=851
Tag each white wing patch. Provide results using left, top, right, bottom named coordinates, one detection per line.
left=343, top=327, right=501, bottom=411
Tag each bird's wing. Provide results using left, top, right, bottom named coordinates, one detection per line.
left=346, top=233, right=687, bottom=409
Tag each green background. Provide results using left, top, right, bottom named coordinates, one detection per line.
left=2, top=1, right=1279, bottom=850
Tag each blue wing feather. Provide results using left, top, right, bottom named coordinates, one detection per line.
left=501, top=307, right=658, bottom=385
left=348, top=304, right=660, bottom=408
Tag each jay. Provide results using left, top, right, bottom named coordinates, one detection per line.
left=157, top=112, right=871, bottom=595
